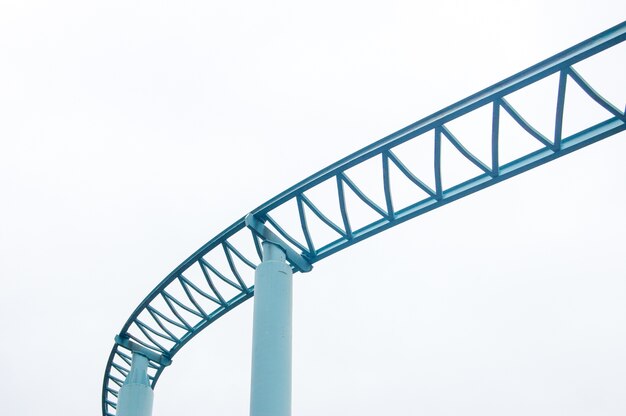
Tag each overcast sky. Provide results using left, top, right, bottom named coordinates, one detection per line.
left=1, top=1, right=625, bottom=415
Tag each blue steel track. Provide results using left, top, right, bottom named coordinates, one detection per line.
left=102, top=21, right=626, bottom=416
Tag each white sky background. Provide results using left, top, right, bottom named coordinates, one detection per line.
left=1, top=1, right=625, bottom=415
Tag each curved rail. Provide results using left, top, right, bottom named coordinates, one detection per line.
left=102, top=21, right=626, bottom=415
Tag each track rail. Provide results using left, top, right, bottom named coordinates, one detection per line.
left=102, top=21, right=626, bottom=416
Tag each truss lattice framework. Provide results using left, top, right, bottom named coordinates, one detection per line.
left=102, top=22, right=626, bottom=416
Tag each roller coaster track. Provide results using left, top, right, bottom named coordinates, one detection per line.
left=102, top=21, right=626, bottom=415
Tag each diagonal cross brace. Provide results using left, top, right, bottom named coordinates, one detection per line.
left=245, top=214, right=313, bottom=273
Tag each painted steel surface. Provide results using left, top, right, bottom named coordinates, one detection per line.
left=249, top=243, right=293, bottom=416
left=116, top=354, right=154, bottom=416
left=102, top=21, right=626, bottom=416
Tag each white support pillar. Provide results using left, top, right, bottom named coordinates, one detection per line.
left=250, top=241, right=293, bottom=416
left=117, top=352, right=154, bottom=416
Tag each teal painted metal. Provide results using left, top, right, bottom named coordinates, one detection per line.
left=116, top=353, right=154, bottom=416
left=102, top=21, right=626, bottom=415
left=250, top=242, right=293, bottom=416
left=246, top=214, right=313, bottom=273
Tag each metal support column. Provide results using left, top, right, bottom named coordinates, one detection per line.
left=116, top=352, right=154, bottom=416
left=249, top=241, right=293, bottom=416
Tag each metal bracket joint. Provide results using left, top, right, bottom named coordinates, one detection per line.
left=245, top=214, right=313, bottom=273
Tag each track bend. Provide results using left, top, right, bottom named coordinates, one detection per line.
left=103, top=21, right=626, bottom=416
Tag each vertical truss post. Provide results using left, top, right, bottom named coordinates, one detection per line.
left=250, top=241, right=293, bottom=416
left=116, top=353, right=154, bottom=416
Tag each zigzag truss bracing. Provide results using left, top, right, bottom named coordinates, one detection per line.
left=102, top=21, right=626, bottom=416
